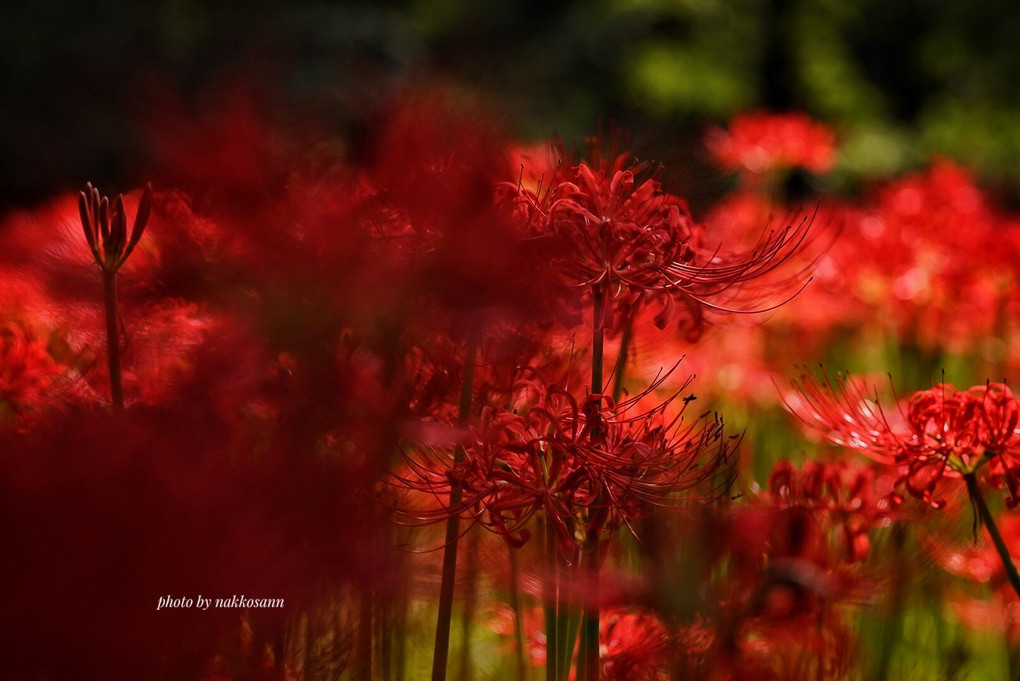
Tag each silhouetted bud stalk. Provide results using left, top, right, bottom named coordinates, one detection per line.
left=78, top=182, right=153, bottom=412
left=432, top=330, right=479, bottom=681
left=964, top=471, right=1020, bottom=600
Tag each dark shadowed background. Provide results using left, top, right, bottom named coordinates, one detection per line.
left=3, top=0, right=1020, bottom=207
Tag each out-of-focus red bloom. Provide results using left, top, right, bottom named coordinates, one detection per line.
left=785, top=372, right=1020, bottom=508
left=692, top=502, right=859, bottom=681
left=363, top=92, right=560, bottom=328
left=932, top=513, right=1020, bottom=587
left=793, top=160, right=1015, bottom=355
left=767, top=459, right=899, bottom=563
left=393, top=366, right=733, bottom=554
left=487, top=603, right=676, bottom=680
left=928, top=513, right=1020, bottom=641
left=146, top=87, right=281, bottom=204
left=706, top=111, right=837, bottom=174
left=600, top=609, right=672, bottom=681
left=725, top=505, right=834, bottom=615
left=0, top=320, right=63, bottom=423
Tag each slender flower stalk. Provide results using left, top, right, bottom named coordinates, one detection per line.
left=432, top=331, right=479, bottom=681
left=964, top=472, right=1020, bottom=599
left=578, top=281, right=607, bottom=681
left=507, top=546, right=528, bottom=681
left=78, top=182, right=153, bottom=412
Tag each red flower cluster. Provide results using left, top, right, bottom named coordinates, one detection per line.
left=0, top=320, right=63, bottom=424
left=837, top=160, right=1013, bottom=352
left=499, top=141, right=812, bottom=338
left=706, top=111, right=837, bottom=174
left=600, top=609, right=674, bottom=681
left=786, top=373, right=1020, bottom=509
left=394, top=367, right=733, bottom=554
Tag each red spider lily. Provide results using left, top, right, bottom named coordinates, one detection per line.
left=724, top=506, right=835, bottom=612
left=784, top=371, right=1020, bottom=509
left=600, top=609, right=672, bottom=681
left=497, top=139, right=813, bottom=339
left=690, top=500, right=865, bottom=681
left=792, top=160, right=1014, bottom=354
left=484, top=604, right=675, bottom=680
left=706, top=111, right=837, bottom=175
left=391, top=365, right=734, bottom=554
left=767, top=459, right=899, bottom=563
left=544, top=155, right=703, bottom=295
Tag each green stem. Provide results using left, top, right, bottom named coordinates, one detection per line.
left=965, top=472, right=1020, bottom=600
left=577, top=540, right=600, bottom=681
left=868, top=523, right=906, bottom=681
left=544, top=513, right=558, bottom=681
left=102, top=270, right=124, bottom=412
left=610, top=315, right=632, bottom=405
left=578, top=284, right=606, bottom=681
left=432, top=331, right=480, bottom=681
left=457, top=527, right=479, bottom=681
left=591, top=286, right=605, bottom=398
left=508, top=547, right=528, bottom=681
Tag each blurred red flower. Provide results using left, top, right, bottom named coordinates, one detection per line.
left=0, top=320, right=63, bottom=424
left=706, top=111, right=837, bottom=174
left=767, top=459, right=899, bottom=563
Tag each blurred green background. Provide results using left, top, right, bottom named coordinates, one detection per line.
left=3, top=0, right=1020, bottom=209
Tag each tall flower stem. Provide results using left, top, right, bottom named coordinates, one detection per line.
left=431, top=331, right=479, bottom=681
left=542, top=511, right=581, bottom=681
left=102, top=271, right=124, bottom=412
left=610, top=316, right=633, bottom=405
left=457, top=527, right=479, bottom=681
left=965, top=472, right=1020, bottom=599
left=578, top=283, right=606, bottom=681
left=544, top=514, right=558, bottom=681
left=507, top=546, right=528, bottom=681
